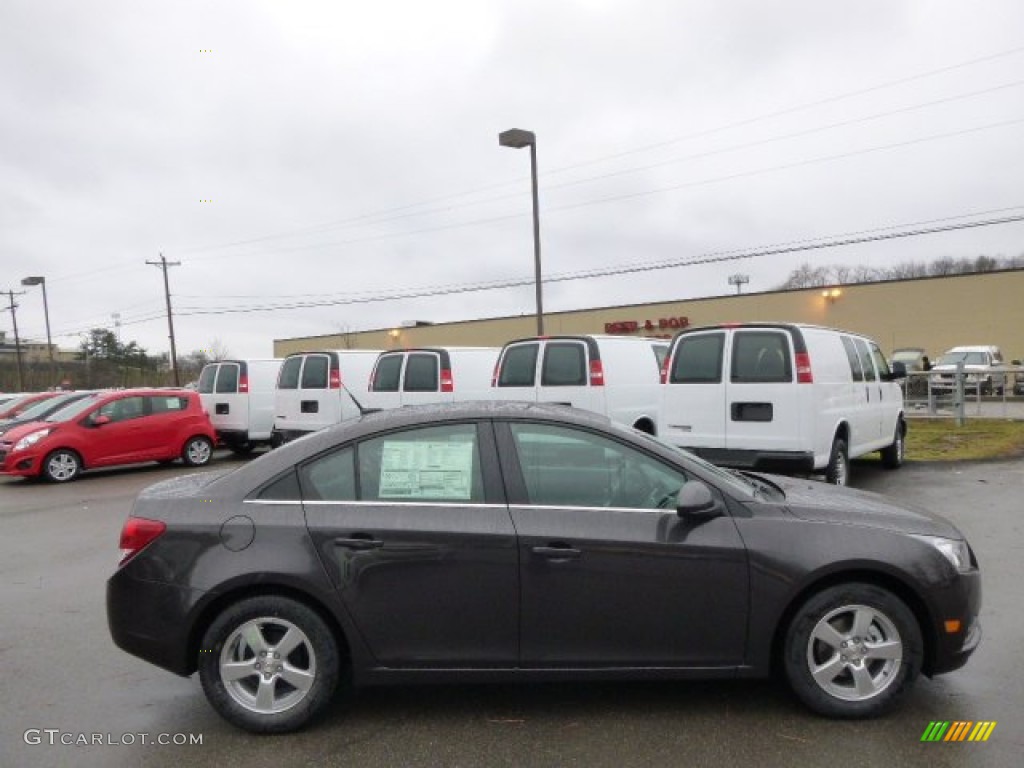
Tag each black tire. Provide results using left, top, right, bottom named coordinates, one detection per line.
left=198, top=596, right=340, bottom=733
left=182, top=436, right=214, bottom=466
left=229, top=442, right=255, bottom=456
left=824, top=437, right=849, bottom=486
left=42, top=449, right=82, bottom=483
left=783, top=583, right=922, bottom=718
left=880, top=421, right=905, bottom=469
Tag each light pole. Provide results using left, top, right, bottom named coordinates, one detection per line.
left=498, top=128, right=544, bottom=335
left=21, top=276, right=55, bottom=386
left=728, top=273, right=750, bottom=295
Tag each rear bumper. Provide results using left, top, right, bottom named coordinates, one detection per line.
left=686, top=447, right=815, bottom=474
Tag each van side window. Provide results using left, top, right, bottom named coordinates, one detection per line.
left=869, top=343, right=891, bottom=378
left=371, top=355, right=402, bottom=392
left=405, top=353, right=439, bottom=392
left=301, top=355, right=329, bottom=389
left=840, top=337, right=864, bottom=382
left=215, top=363, right=239, bottom=393
left=669, top=334, right=724, bottom=384
left=198, top=365, right=218, bottom=394
left=541, top=343, right=586, bottom=386
left=731, top=332, right=791, bottom=383
left=278, top=357, right=302, bottom=390
left=498, top=344, right=539, bottom=387
left=854, top=339, right=877, bottom=382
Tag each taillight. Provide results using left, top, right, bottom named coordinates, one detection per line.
left=238, top=375, right=249, bottom=393
left=329, top=367, right=341, bottom=389
left=491, top=360, right=501, bottom=387
left=441, top=368, right=454, bottom=393
left=589, top=359, right=605, bottom=386
left=796, top=352, right=814, bottom=383
left=660, top=361, right=669, bottom=384
left=118, top=517, right=166, bottom=566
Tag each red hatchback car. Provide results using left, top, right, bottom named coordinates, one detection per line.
left=0, top=389, right=217, bottom=482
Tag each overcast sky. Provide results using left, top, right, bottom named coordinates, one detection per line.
left=2, top=0, right=1023, bottom=359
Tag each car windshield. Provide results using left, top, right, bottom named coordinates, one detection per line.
left=45, top=394, right=103, bottom=422
left=937, top=351, right=987, bottom=366
left=629, top=428, right=760, bottom=499
left=9, top=393, right=74, bottom=420
left=891, top=351, right=921, bottom=363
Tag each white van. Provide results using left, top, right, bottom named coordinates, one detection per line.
left=272, top=350, right=381, bottom=445
left=659, top=323, right=905, bottom=485
left=490, top=335, right=667, bottom=433
left=197, top=359, right=282, bottom=454
left=365, top=347, right=499, bottom=409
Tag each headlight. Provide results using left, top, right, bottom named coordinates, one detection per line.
left=13, top=429, right=52, bottom=452
left=912, top=535, right=972, bottom=573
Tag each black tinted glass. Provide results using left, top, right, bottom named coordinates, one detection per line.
left=300, top=356, right=329, bottom=389
left=371, top=355, right=402, bottom=392
left=498, top=344, right=538, bottom=387
left=215, top=363, right=240, bottom=393
left=404, top=354, right=439, bottom=392
left=278, top=357, right=302, bottom=390
left=731, top=332, right=791, bottom=383
left=198, top=365, right=218, bottom=394
left=541, top=343, right=586, bottom=386
left=669, top=334, right=724, bottom=383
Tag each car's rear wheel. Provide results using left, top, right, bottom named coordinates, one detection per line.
left=182, top=436, right=213, bottom=466
left=198, top=596, right=340, bottom=733
left=824, top=437, right=848, bottom=486
left=880, top=422, right=905, bottom=469
left=783, top=583, right=921, bottom=718
left=42, top=449, right=82, bottom=483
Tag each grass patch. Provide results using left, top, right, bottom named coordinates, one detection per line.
left=905, top=418, right=1024, bottom=462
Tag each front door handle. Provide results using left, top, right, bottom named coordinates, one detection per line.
left=532, top=544, right=581, bottom=560
left=334, top=535, right=384, bottom=550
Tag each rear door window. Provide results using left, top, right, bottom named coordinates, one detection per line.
left=541, top=342, right=587, bottom=386
left=300, top=355, right=329, bottom=389
left=214, top=363, right=240, bottom=393
left=731, top=331, right=791, bottom=383
left=371, top=355, right=403, bottom=392
left=278, top=357, right=302, bottom=390
left=669, top=333, right=724, bottom=383
left=404, top=353, right=440, bottom=392
left=498, top=343, right=539, bottom=387
left=198, top=365, right=218, bottom=394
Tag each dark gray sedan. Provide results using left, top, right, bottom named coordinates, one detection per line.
left=106, top=402, right=981, bottom=733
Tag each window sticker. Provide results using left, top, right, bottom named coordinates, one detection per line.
left=378, top=440, right=474, bottom=500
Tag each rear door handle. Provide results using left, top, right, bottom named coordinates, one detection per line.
left=532, top=544, right=581, bottom=560
left=334, top=535, right=384, bottom=550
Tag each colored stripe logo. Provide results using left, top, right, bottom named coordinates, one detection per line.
left=921, top=721, right=997, bottom=742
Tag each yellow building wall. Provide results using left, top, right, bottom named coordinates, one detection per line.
left=273, top=270, right=1024, bottom=362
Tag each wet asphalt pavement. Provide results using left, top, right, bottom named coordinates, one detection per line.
left=1, top=454, right=1021, bottom=768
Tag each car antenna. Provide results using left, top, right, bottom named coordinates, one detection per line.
left=341, top=384, right=379, bottom=416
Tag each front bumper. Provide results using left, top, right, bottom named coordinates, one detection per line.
left=928, top=568, right=982, bottom=676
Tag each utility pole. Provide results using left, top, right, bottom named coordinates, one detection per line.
left=146, top=253, right=181, bottom=386
left=4, top=290, right=26, bottom=390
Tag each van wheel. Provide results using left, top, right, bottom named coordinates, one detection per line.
left=783, top=583, right=921, bottom=718
left=229, top=443, right=255, bottom=456
left=825, top=438, right=849, bottom=486
left=880, top=422, right=905, bottom=469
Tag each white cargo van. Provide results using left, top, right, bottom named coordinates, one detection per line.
left=365, top=347, right=499, bottom=409
left=490, top=335, right=667, bottom=433
left=272, top=350, right=381, bottom=445
left=197, top=359, right=282, bottom=454
left=659, top=323, right=905, bottom=485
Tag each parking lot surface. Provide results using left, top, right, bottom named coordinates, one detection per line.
left=1, top=455, right=1021, bottom=768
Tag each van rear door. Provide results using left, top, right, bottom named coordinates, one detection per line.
left=724, top=329, right=802, bottom=453
left=401, top=351, right=451, bottom=406
left=367, top=352, right=404, bottom=410
left=492, top=341, right=542, bottom=403
left=660, top=330, right=727, bottom=449
left=207, top=361, right=248, bottom=434
left=275, top=353, right=340, bottom=433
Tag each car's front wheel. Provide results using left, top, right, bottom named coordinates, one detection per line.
left=182, top=436, right=213, bottom=466
left=783, top=583, right=922, bottom=718
left=42, top=449, right=82, bottom=482
left=198, top=596, right=340, bottom=733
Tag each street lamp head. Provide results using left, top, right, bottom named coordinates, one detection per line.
left=498, top=128, right=536, bottom=149
left=21, top=276, right=45, bottom=286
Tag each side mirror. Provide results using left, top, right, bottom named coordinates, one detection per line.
left=675, top=481, right=722, bottom=518
left=92, top=414, right=111, bottom=427
left=890, top=361, right=907, bottom=379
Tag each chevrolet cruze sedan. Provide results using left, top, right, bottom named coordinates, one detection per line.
left=106, top=402, right=981, bottom=733
left=0, top=389, right=216, bottom=482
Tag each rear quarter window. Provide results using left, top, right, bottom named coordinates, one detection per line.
left=150, top=396, right=189, bottom=413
